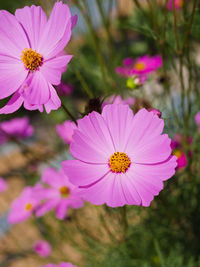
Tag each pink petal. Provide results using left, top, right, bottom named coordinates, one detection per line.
left=15, top=5, right=47, bottom=51
left=8, top=209, right=32, bottom=224
left=71, top=130, right=108, bottom=164
left=0, top=91, right=23, bottom=114
left=38, top=2, right=72, bottom=58
left=21, top=72, right=50, bottom=105
left=71, top=15, right=78, bottom=29
left=42, top=167, right=63, bottom=188
left=124, top=108, right=164, bottom=154
left=0, top=10, right=29, bottom=57
left=102, top=104, right=135, bottom=151
left=44, top=85, right=61, bottom=113
left=55, top=200, right=69, bottom=220
left=62, top=160, right=109, bottom=187
left=0, top=55, right=27, bottom=99
left=131, top=134, right=172, bottom=164
left=70, top=111, right=115, bottom=163
left=128, top=156, right=177, bottom=206
left=45, top=19, right=72, bottom=59
left=36, top=199, right=58, bottom=217
left=41, top=55, right=72, bottom=85
left=80, top=172, right=117, bottom=206
left=0, top=177, right=8, bottom=192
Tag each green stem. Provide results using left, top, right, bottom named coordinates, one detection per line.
left=77, top=0, right=109, bottom=94
left=61, top=102, right=77, bottom=125
left=147, top=0, right=158, bottom=35
left=172, top=0, right=180, bottom=53
left=96, top=0, right=113, bottom=49
left=73, top=67, right=94, bottom=98
left=182, top=0, right=198, bottom=53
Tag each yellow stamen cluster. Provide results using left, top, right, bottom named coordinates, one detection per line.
left=177, top=0, right=183, bottom=7
left=109, top=152, right=131, bottom=173
left=173, top=149, right=182, bottom=159
left=25, top=203, right=33, bottom=211
left=134, top=62, right=146, bottom=71
left=59, top=186, right=70, bottom=198
left=21, top=48, right=43, bottom=71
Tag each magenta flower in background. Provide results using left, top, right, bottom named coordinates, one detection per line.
left=0, top=2, right=77, bottom=114
left=56, top=121, right=77, bottom=145
left=148, top=108, right=162, bottom=118
left=171, top=134, right=192, bottom=170
left=35, top=168, right=84, bottom=220
left=8, top=186, right=40, bottom=224
left=116, top=55, right=162, bottom=79
left=33, top=240, right=52, bottom=258
left=167, top=0, right=185, bottom=10
left=42, top=263, right=77, bottom=267
left=0, top=117, right=34, bottom=144
left=102, top=95, right=135, bottom=108
left=62, top=104, right=177, bottom=207
left=0, top=177, right=8, bottom=192
left=56, top=82, right=74, bottom=96
left=195, top=111, right=200, bottom=132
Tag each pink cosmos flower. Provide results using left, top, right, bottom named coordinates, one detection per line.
left=8, top=186, right=40, bottom=224
left=62, top=104, right=177, bottom=207
left=102, top=95, right=135, bottom=108
left=0, top=177, right=8, bottom=192
left=42, top=263, right=76, bottom=267
left=56, top=121, right=77, bottom=145
left=115, top=55, right=162, bottom=79
left=0, top=2, right=77, bottom=114
left=56, top=82, right=74, bottom=96
left=35, top=168, right=84, bottom=220
left=0, top=117, right=34, bottom=144
left=195, top=111, right=200, bottom=132
left=33, top=240, right=52, bottom=258
left=167, top=0, right=186, bottom=10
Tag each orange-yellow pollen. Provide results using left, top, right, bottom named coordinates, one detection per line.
left=134, top=62, right=146, bottom=71
left=25, top=203, right=33, bottom=211
left=109, top=152, right=131, bottom=173
left=177, top=0, right=183, bottom=7
left=59, top=186, right=70, bottom=198
left=173, top=149, right=182, bottom=159
left=21, top=48, right=43, bottom=71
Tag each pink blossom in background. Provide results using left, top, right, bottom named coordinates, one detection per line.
left=8, top=186, right=40, bottom=224
left=42, top=263, right=77, bottom=267
left=35, top=168, right=84, bottom=220
left=102, top=95, right=135, bottom=108
left=0, top=117, right=34, bottom=144
left=56, top=82, right=74, bottom=96
left=148, top=108, right=162, bottom=118
left=116, top=55, right=162, bottom=80
left=171, top=134, right=192, bottom=170
left=167, top=0, right=186, bottom=10
left=0, top=2, right=77, bottom=114
left=195, top=111, right=200, bottom=132
left=33, top=240, right=52, bottom=258
left=62, top=104, right=177, bottom=207
left=0, top=177, right=8, bottom=192
left=56, top=121, right=77, bottom=144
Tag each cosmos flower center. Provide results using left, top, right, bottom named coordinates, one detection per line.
left=177, top=0, right=183, bottom=7
left=134, top=62, right=146, bottom=71
left=109, top=152, right=131, bottom=173
left=59, top=186, right=70, bottom=198
left=21, top=48, right=43, bottom=71
left=25, top=203, right=33, bottom=211
left=173, top=149, right=182, bottom=159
